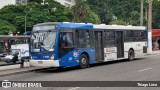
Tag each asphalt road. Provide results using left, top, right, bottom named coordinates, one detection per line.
left=0, top=54, right=160, bottom=90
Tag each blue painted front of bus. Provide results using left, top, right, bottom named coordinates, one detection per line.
left=58, top=48, right=95, bottom=67
left=31, top=53, right=53, bottom=60
left=53, top=22, right=96, bottom=67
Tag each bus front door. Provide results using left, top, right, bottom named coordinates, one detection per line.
left=94, top=31, right=104, bottom=61
left=116, top=31, right=124, bottom=58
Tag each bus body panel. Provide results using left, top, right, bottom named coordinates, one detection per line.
left=30, top=60, right=59, bottom=67
left=31, top=53, right=53, bottom=60
left=104, top=47, right=117, bottom=61
left=124, top=41, right=147, bottom=58
left=59, top=48, right=95, bottom=67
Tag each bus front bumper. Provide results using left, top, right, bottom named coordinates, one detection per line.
left=30, top=60, right=59, bottom=67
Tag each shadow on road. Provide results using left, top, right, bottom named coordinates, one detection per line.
left=33, top=58, right=145, bottom=73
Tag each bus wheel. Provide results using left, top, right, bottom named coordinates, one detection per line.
left=79, top=54, right=89, bottom=69
left=128, top=49, right=134, bottom=61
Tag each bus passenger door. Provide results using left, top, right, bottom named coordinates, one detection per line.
left=116, top=31, right=124, bottom=58
left=58, top=31, right=74, bottom=58
left=94, top=31, right=104, bottom=61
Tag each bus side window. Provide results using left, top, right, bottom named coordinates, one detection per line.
left=66, top=33, right=74, bottom=47
left=86, top=30, right=90, bottom=48
left=76, top=29, right=90, bottom=48
left=75, top=30, right=79, bottom=47
left=60, top=32, right=74, bottom=48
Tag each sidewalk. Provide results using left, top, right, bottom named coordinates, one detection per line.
left=152, top=50, right=160, bottom=55
left=0, top=50, right=160, bottom=77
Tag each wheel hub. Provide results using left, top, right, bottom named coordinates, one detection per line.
left=81, top=58, right=87, bottom=64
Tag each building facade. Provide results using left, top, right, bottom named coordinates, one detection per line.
left=54, top=0, right=75, bottom=8
left=0, top=0, right=27, bottom=9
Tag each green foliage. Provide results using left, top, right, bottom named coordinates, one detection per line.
left=87, top=0, right=116, bottom=24
left=109, top=20, right=126, bottom=25
left=130, top=11, right=140, bottom=25
left=87, top=0, right=142, bottom=26
left=0, top=0, right=72, bottom=34
left=0, top=19, right=16, bottom=35
left=72, top=0, right=90, bottom=22
left=82, top=11, right=101, bottom=24
left=1, top=0, right=160, bottom=35
left=152, top=0, right=160, bottom=28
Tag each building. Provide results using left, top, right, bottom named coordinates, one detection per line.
left=54, top=0, right=75, bottom=8
left=0, top=0, right=27, bottom=9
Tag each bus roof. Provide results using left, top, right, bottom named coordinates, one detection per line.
left=33, top=22, right=93, bottom=30
left=34, top=22, right=58, bottom=27
left=94, top=24, right=147, bottom=30
left=59, top=22, right=93, bottom=29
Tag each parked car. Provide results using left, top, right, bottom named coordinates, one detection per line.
left=4, top=50, right=19, bottom=63
left=0, top=53, right=6, bottom=62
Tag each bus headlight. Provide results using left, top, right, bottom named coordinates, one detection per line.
left=49, top=55, right=54, bottom=60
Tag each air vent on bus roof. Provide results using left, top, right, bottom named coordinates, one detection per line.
left=63, top=22, right=70, bottom=23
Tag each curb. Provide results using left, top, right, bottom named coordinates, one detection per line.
left=0, top=67, right=41, bottom=77
left=0, top=67, right=54, bottom=77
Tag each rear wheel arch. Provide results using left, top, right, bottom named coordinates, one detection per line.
left=128, top=48, right=135, bottom=61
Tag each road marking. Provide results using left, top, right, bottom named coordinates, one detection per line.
left=138, top=68, right=152, bottom=72
left=68, top=87, right=80, bottom=90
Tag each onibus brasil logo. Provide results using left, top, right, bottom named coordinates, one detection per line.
left=2, top=80, right=11, bottom=88
left=2, top=80, right=42, bottom=88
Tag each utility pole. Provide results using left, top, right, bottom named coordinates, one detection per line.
left=140, top=0, right=144, bottom=26
left=148, top=0, right=152, bottom=54
left=25, top=8, right=32, bottom=33
left=25, top=15, right=27, bottom=33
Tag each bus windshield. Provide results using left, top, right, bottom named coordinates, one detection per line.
left=31, top=25, right=57, bottom=52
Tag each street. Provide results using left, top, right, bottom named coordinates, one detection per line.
left=0, top=54, right=160, bottom=90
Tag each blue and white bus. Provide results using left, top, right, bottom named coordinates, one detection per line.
left=30, top=22, right=147, bottom=68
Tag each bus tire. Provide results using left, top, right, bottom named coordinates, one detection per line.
left=128, top=49, right=134, bottom=61
left=79, top=54, right=89, bottom=69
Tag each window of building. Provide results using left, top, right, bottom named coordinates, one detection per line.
left=65, top=0, right=71, bottom=2
left=16, top=0, right=27, bottom=4
left=65, top=3, right=71, bottom=7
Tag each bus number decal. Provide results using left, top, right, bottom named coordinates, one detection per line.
left=105, top=47, right=116, bottom=53
left=73, top=52, right=79, bottom=57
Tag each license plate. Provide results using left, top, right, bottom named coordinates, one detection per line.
left=38, top=61, right=43, bottom=64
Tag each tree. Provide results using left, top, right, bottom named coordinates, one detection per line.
left=0, top=0, right=72, bottom=34
left=72, top=0, right=90, bottom=22
left=87, top=0, right=117, bottom=24
left=82, top=11, right=101, bottom=24
left=0, top=19, right=16, bottom=35
left=152, top=0, right=160, bottom=28
left=109, top=20, right=126, bottom=25
left=87, top=0, right=142, bottom=25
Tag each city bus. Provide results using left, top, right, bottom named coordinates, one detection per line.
left=30, top=22, right=147, bottom=68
